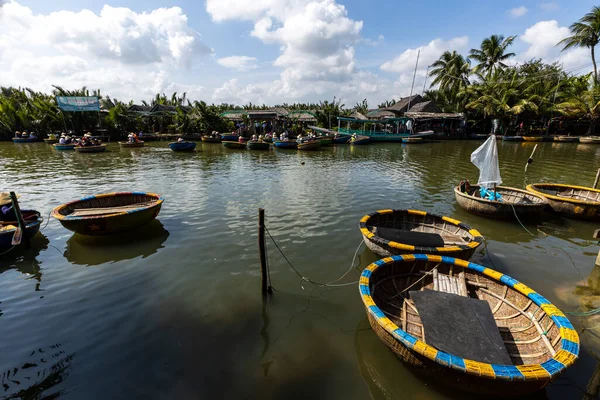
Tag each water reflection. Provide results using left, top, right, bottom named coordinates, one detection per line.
left=64, top=220, right=169, bottom=266
left=1, top=343, right=73, bottom=400
left=0, top=233, right=49, bottom=291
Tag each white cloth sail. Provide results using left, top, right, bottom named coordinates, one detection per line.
left=470, top=135, right=502, bottom=189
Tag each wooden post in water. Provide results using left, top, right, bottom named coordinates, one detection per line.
left=258, top=208, right=271, bottom=294
left=594, top=168, right=600, bottom=189
left=10, top=191, right=30, bottom=248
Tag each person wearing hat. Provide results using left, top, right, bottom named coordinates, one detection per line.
left=59, top=134, right=67, bottom=144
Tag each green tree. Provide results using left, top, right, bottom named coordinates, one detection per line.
left=558, top=6, right=600, bottom=83
left=429, top=51, right=471, bottom=94
left=469, top=34, right=516, bottom=77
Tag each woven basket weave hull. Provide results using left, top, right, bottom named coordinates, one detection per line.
left=367, top=313, right=550, bottom=396
left=527, top=183, right=600, bottom=220
left=454, top=186, right=547, bottom=220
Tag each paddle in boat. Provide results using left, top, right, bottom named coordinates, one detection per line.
left=168, top=141, right=196, bottom=152
left=223, top=140, right=247, bottom=150
left=0, top=193, right=43, bottom=249
left=273, top=140, right=298, bottom=149
left=554, top=135, right=578, bottom=143
left=75, top=144, right=107, bottom=153
left=455, top=135, right=548, bottom=219
left=359, top=209, right=483, bottom=260
left=53, top=143, right=76, bottom=151
left=350, top=134, right=370, bottom=145
left=247, top=140, right=270, bottom=150
left=52, top=192, right=164, bottom=236
left=359, top=254, right=578, bottom=396
left=526, top=183, right=600, bottom=220
left=297, top=140, right=321, bottom=151
left=579, top=136, right=600, bottom=144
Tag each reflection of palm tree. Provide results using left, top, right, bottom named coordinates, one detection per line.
left=2, top=345, right=74, bottom=400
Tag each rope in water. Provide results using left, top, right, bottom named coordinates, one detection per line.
left=264, top=226, right=362, bottom=288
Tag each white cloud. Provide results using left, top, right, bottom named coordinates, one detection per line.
left=508, top=6, right=528, bottom=18
left=206, top=0, right=363, bottom=98
left=380, top=36, right=468, bottom=74
left=521, top=20, right=569, bottom=59
left=217, top=56, right=258, bottom=71
left=0, top=1, right=210, bottom=101
left=519, top=20, right=591, bottom=72
left=540, top=2, right=558, bottom=11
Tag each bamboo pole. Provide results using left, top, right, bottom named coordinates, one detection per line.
left=258, top=208, right=271, bottom=294
left=594, top=168, right=600, bottom=189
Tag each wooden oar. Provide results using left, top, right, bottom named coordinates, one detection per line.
left=9, top=192, right=29, bottom=248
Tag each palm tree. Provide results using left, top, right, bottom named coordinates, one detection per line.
left=353, top=99, right=369, bottom=115
left=429, top=51, right=471, bottom=94
left=556, top=85, right=600, bottom=135
left=469, top=35, right=516, bottom=77
left=558, top=6, right=600, bottom=83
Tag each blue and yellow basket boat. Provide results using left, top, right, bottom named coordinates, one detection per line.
left=52, top=192, right=164, bottom=236
left=360, top=254, right=579, bottom=396
left=359, top=209, right=483, bottom=260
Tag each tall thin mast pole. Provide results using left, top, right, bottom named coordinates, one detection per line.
left=422, top=64, right=430, bottom=95
left=407, top=49, right=420, bottom=112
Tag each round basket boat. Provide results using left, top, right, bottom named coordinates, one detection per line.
left=359, top=254, right=579, bottom=396
left=201, top=135, right=222, bottom=143
left=53, top=143, right=75, bottom=151
left=526, top=183, right=600, bottom=220
left=75, top=144, right=106, bottom=153
left=52, top=192, right=164, bottom=236
left=0, top=210, right=43, bottom=249
left=579, top=136, right=600, bottom=144
left=168, top=141, right=196, bottom=152
left=359, top=209, right=483, bottom=259
left=44, top=138, right=59, bottom=144
left=119, top=141, right=144, bottom=148
left=454, top=185, right=548, bottom=219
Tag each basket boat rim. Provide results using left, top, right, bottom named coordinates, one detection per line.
left=51, top=192, right=164, bottom=221
left=454, top=185, right=548, bottom=206
left=359, top=254, right=579, bottom=381
left=359, top=209, right=483, bottom=253
left=526, top=183, right=600, bottom=206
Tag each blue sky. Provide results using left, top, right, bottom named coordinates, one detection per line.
left=1, top=0, right=597, bottom=106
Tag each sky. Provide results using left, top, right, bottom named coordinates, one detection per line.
left=0, top=0, right=597, bottom=106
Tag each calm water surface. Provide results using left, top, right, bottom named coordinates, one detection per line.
left=1, top=140, right=600, bottom=399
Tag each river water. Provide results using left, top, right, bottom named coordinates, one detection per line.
left=1, top=140, right=600, bottom=399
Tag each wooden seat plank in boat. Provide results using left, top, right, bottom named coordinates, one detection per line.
left=69, top=203, right=154, bottom=217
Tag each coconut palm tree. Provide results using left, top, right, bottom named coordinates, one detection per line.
left=558, top=6, right=600, bottom=83
left=556, top=84, right=600, bottom=135
left=469, top=35, right=516, bottom=77
left=429, top=51, right=471, bottom=94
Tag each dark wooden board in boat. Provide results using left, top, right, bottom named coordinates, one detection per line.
left=410, top=290, right=512, bottom=365
left=373, top=227, right=445, bottom=248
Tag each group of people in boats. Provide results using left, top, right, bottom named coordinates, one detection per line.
left=127, top=132, right=142, bottom=143
left=58, top=132, right=102, bottom=147
left=14, top=130, right=37, bottom=139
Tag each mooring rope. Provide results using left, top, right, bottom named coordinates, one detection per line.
left=264, top=226, right=362, bottom=288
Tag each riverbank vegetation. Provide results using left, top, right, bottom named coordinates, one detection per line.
left=1, top=7, right=599, bottom=140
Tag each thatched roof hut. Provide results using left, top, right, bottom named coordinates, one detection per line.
left=407, top=100, right=441, bottom=113
left=385, top=94, right=424, bottom=114
left=349, top=110, right=367, bottom=120
left=288, top=110, right=317, bottom=122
